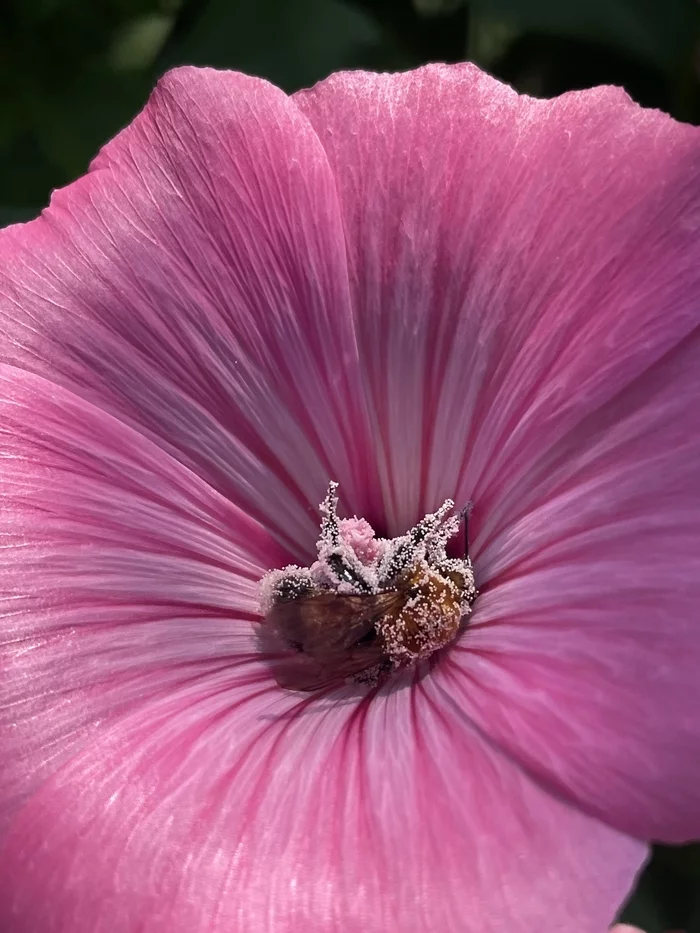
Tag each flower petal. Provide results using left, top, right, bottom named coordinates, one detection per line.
left=294, top=65, right=700, bottom=535
left=0, top=696, right=646, bottom=933
left=295, top=64, right=700, bottom=842
left=0, top=66, right=378, bottom=557
left=0, top=366, right=645, bottom=931
left=431, top=329, right=700, bottom=842
left=0, top=364, right=290, bottom=823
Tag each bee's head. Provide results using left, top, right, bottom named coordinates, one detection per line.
left=324, top=551, right=373, bottom=593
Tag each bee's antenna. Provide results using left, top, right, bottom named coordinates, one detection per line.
left=459, top=502, right=474, bottom=560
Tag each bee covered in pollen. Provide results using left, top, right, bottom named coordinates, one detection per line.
left=258, top=482, right=478, bottom=692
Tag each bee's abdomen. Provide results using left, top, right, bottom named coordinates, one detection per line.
left=376, top=563, right=464, bottom=664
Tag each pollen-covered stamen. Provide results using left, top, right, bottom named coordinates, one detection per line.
left=425, top=513, right=461, bottom=565
left=376, top=499, right=455, bottom=583
left=259, top=481, right=478, bottom=691
left=318, top=480, right=341, bottom=548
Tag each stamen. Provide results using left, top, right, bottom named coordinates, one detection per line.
left=318, top=480, right=341, bottom=548
left=259, top=482, right=478, bottom=691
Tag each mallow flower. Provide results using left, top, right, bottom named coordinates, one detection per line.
left=0, top=62, right=699, bottom=933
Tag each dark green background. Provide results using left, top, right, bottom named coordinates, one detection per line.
left=0, top=0, right=698, bottom=927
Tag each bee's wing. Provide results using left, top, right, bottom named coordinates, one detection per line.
left=271, top=657, right=380, bottom=693
left=266, top=590, right=403, bottom=661
left=266, top=635, right=390, bottom=693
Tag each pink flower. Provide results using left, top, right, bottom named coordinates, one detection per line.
left=0, top=62, right=699, bottom=933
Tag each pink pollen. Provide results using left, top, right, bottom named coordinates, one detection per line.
left=339, top=517, right=384, bottom=564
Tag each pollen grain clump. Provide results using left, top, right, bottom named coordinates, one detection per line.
left=376, top=561, right=464, bottom=664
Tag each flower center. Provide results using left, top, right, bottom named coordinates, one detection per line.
left=258, top=483, right=478, bottom=692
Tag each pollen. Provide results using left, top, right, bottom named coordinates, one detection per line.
left=259, top=481, right=478, bottom=691
left=375, top=562, right=465, bottom=665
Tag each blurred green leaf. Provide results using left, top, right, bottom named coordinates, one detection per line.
left=0, top=205, right=40, bottom=228
left=619, top=881, right=666, bottom=933
left=326, top=0, right=469, bottom=70
left=28, top=70, right=152, bottom=178
left=413, top=0, right=464, bottom=16
left=468, top=8, right=519, bottom=68
left=160, top=0, right=381, bottom=91
left=109, top=13, right=176, bottom=71
left=469, top=0, right=699, bottom=72
left=619, top=844, right=700, bottom=933
left=0, top=0, right=169, bottom=205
